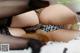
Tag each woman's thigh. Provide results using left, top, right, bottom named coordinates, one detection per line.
left=47, top=29, right=80, bottom=42
left=8, top=28, right=49, bottom=42
left=8, top=27, right=80, bottom=42
left=0, top=34, right=28, bottom=50
left=10, top=11, right=39, bottom=28
left=0, top=0, right=29, bottom=18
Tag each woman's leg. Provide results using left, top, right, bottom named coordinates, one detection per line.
left=8, top=27, right=80, bottom=42
left=0, top=34, right=45, bottom=53
left=0, top=0, right=49, bottom=28
left=0, top=0, right=29, bottom=18
left=0, top=0, right=49, bottom=18
left=6, top=0, right=49, bottom=28
left=47, top=29, right=80, bottom=42
left=10, top=11, right=39, bottom=28
left=26, top=29, right=80, bottom=42
left=8, top=28, right=49, bottom=42
left=0, top=34, right=28, bottom=50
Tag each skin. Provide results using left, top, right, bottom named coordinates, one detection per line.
left=0, top=0, right=29, bottom=50
left=10, top=11, right=39, bottom=28
left=8, top=28, right=49, bottom=42
left=7, top=4, right=79, bottom=42
left=0, top=0, right=49, bottom=50
left=0, top=0, right=49, bottom=18
left=10, top=4, right=77, bottom=28
left=0, top=1, right=79, bottom=50
left=8, top=27, right=80, bottom=42
left=4, top=4, right=79, bottom=42
left=0, top=0, right=49, bottom=28
left=47, top=29, right=80, bottom=42
left=39, top=4, right=77, bottom=25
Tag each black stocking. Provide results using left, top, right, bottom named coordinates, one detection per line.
left=0, top=34, right=28, bottom=50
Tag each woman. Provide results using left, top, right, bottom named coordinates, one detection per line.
left=0, top=34, right=45, bottom=53
left=0, top=1, right=79, bottom=53
left=6, top=4, right=80, bottom=42
left=0, top=0, right=49, bottom=18
left=0, top=0, right=49, bottom=52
